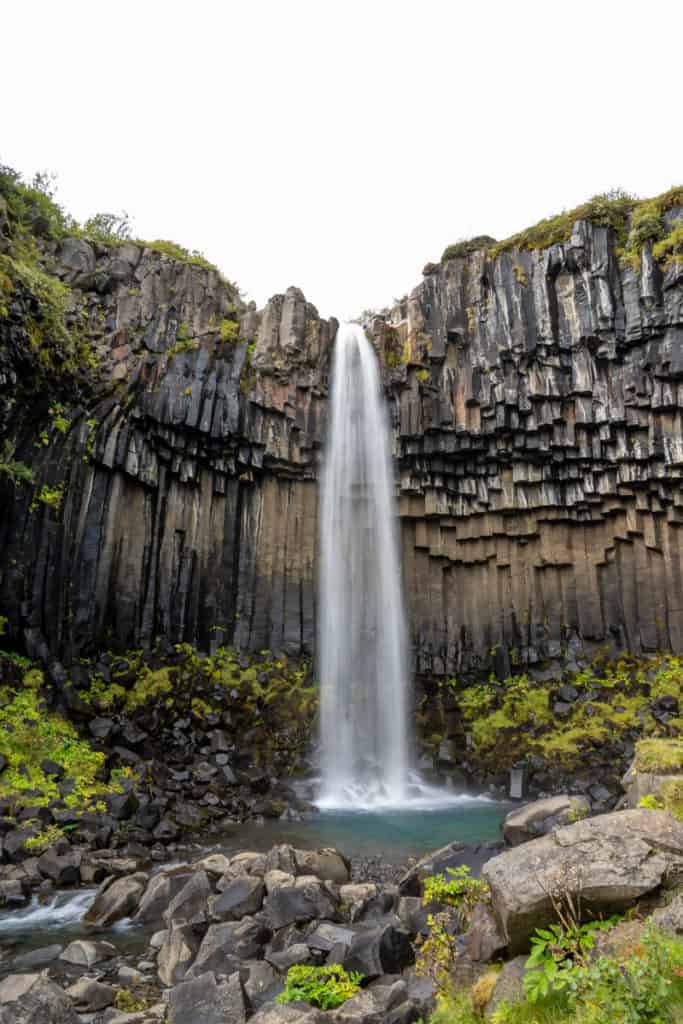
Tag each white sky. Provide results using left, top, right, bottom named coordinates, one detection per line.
left=2, top=1, right=682, bottom=320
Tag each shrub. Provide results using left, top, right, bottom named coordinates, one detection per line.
left=219, top=317, right=240, bottom=343
left=0, top=671, right=113, bottom=811
left=82, top=211, right=132, bottom=243
left=276, top=965, right=363, bottom=1010
left=442, top=235, right=496, bottom=262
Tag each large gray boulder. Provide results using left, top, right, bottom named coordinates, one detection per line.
left=60, top=939, right=117, bottom=966
left=135, top=868, right=194, bottom=923
left=211, top=876, right=265, bottom=920
left=168, top=971, right=246, bottom=1024
left=157, top=922, right=202, bottom=986
left=264, top=881, right=337, bottom=929
left=503, top=795, right=590, bottom=846
left=0, top=973, right=78, bottom=1024
left=483, top=809, right=683, bottom=953
left=82, top=872, right=148, bottom=927
left=343, top=922, right=414, bottom=979
left=187, top=918, right=270, bottom=978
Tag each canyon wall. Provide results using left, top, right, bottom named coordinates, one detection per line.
left=2, top=209, right=683, bottom=676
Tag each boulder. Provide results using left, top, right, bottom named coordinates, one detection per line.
left=465, top=901, right=507, bottom=961
left=195, top=853, right=232, bottom=877
left=187, top=918, right=270, bottom=977
left=36, top=847, right=81, bottom=885
left=0, top=880, right=28, bottom=908
left=485, top=956, right=528, bottom=1017
left=306, top=922, right=357, bottom=953
left=293, top=849, right=351, bottom=884
left=621, top=762, right=683, bottom=809
left=211, top=876, right=265, bottom=920
left=135, top=868, right=193, bottom=923
left=168, top=971, right=246, bottom=1024
left=503, top=795, right=590, bottom=846
left=157, top=922, right=202, bottom=986
left=264, top=881, right=337, bottom=930
left=60, top=939, right=117, bottom=966
left=241, top=960, right=283, bottom=1010
left=65, top=978, right=115, bottom=1012
left=12, top=945, right=63, bottom=970
left=0, top=973, right=78, bottom=1024
left=652, top=893, right=683, bottom=935
left=343, top=922, right=414, bottom=979
left=163, top=870, right=212, bottom=926
left=327, top=979, right=415, bottom=1024
left=483, top=809, right=683, bottom=953
left=83, top=872, right=148, bottom=927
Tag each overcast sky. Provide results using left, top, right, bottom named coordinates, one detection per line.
left=2, top=1, right=681, bottom=320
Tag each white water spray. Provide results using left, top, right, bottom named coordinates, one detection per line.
left=317, top=322, right=409, bottom=808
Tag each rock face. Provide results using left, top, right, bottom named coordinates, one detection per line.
left=2, top=206, right=683, bottom=673
left=0, top=972, right=78, bottom=1024
left=483, top=808, right=683, bottom=952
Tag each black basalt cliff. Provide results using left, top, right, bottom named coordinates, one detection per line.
left=2, top=186, right=683, bottom=680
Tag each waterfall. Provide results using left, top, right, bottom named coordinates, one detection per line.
left=317, top=322, right=409, bottom=808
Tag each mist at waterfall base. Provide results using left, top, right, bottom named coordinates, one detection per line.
left=316, top=323, right=494, bottom=822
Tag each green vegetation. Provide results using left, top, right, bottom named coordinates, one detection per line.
left=81, top=211, right=132, bottom=243
left=240, top=341, right=256, bottom=393
left=634, top=738, right=683, bottom=774
left=438, top=187, right=683, bottom=272
left=277, top=965, right=363, bottom=1011
left=442, top=235, right=497, bottom=262
left=24, top=824, right=65, bottom=852
left=30, top=482, right=65, bottom=514
left=113, top=990, right=148, bottom=1013
left=167, top=337, right=200, bottom=358
left=448, top=655, right=683, bottom=775
left=0, top=165, right=96, bottom=383
left=418, top=866, right=490, bottom=987
left=0, top=442, right=34, bottom=486
left=427, top=923, right=683, bottom=1023
left=219, top=316, right=240, bottom=343
left=0, top=669, right=114, bottom=813
left=638, top=780, right=683, bottom=821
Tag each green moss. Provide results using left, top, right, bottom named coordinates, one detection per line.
left=0, top=671, right=113, bottom=811
left=113, top=990, right=148, bottom=1013
left=634, top=738, right=683, bottom=775
left=124, top=666, right=173, bottom=712
left=240, top=341, right=256, bottom=393
left=219, top=317, right=240, bottom=343
left=30, top=482, right=65, bottom=514
left=652, top=217, right=683, bottom=267
left=167, top=337, right=199, bottom=358
left=24, top=823, right=64, bottom=852
left=141, top=239, right=219, bottom=272
left=0, top=442, right=35, bottom=486
left=442, top=235, right=496, bottom=262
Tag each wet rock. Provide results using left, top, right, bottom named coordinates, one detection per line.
left=65, top=977, right=116, bottom=1012
left=211, top=877, right=265, bottom=920
left=0, top=972, right=78, bottom=1024
left=12, top=945, right=63, bottom=970
left=168, top=970, right=247, bottom=1024
left=503, top=795, right=590, bottom=846
left=82, top=872, right=148, bottom=927
left=60, top=939, right=118, bottom=966
left=484, top=809, right=683, bottom=953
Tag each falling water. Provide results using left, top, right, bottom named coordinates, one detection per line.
left=317, top=322, right=409, bottom=808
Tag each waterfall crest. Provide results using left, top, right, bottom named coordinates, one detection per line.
left=317, top=322, right=409, bottom=808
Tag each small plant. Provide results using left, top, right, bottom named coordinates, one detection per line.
left=24, top=824, right=64, bottom=852
left=523, top=919, right=620, bottom=1002
left=30, top=482, right=65, bottom=514
left=219, top=317, right=240, bottom=343
left=423, top=865, right=490, bottom=919
left=113, top=990, right=148, bottom=1013
left=276, top=964, right=363, bottom=1010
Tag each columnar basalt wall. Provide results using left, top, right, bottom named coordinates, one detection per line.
left=0, top=236, right=334, bottom=662
left=2, top=214, right=683, bottom=677
left=376, top=217, right=683, bottom=676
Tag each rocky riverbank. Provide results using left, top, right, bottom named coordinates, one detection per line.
left=2, top=785, right=683, bottom=1023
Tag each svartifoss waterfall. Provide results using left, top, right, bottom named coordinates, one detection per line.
left=318, top=322, right=409, bottom=808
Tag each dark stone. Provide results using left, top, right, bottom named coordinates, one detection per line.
left=37, top=847, right=81, bottom=885
left=212, top=877, right=265, bottom=920
left=264, top=883, right=338, bottom=930
left=343, top=923, right=414, bottom=979
left=168, top=971, right=247, bottom=1024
